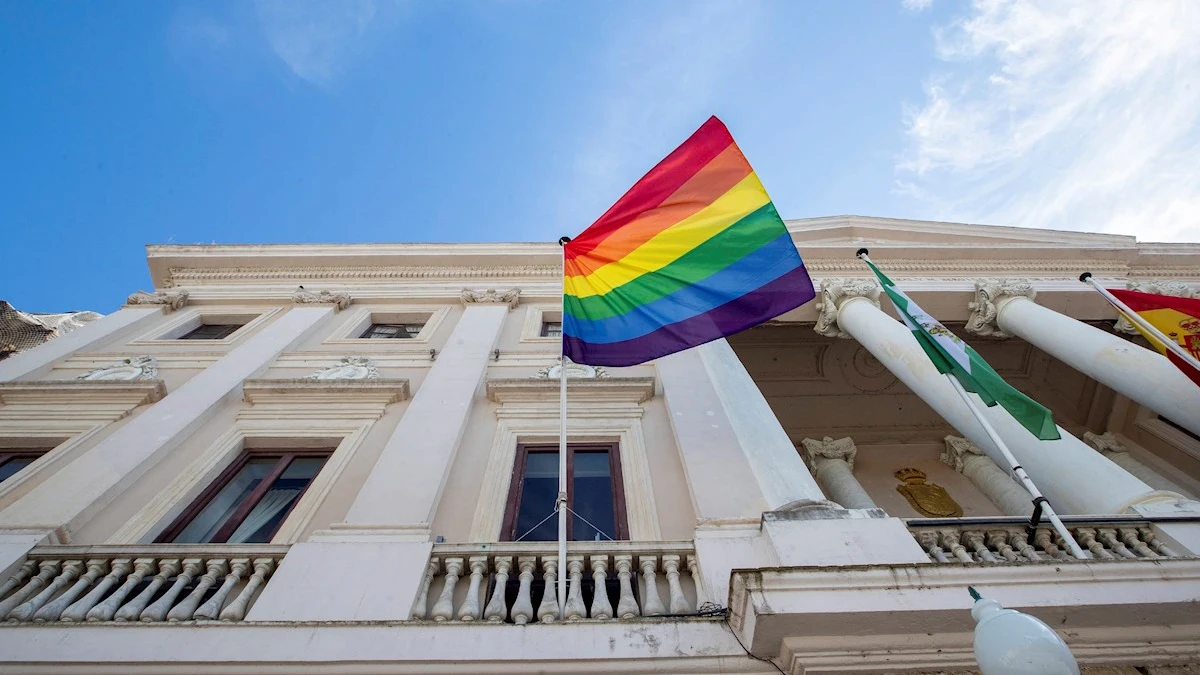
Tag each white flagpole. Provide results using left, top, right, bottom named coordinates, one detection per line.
left=556, top=237, right=570, bottom=616
left=944, top=374, right=1088, bottom=559
left=1080, top=272, right=1200, bottom=373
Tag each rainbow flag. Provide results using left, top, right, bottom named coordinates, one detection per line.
left=563, top=116, right=815, bottom=366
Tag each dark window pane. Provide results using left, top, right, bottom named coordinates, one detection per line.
left=361, top=323, right=424, bottom=339
left=225, top=455, right=329, bottom=543
left=179, top=324, right=241, bottom=340
left=513, top=452, right=559, bottom=541
left=173, top=457, right=277, bottom=543
left=572, top=451, right=615, bottom=541
left=0, top=456, right=37, bottom=483
left=541, top=322, right=562, bottom=338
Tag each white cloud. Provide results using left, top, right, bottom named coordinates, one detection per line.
left=254, top=0, right=399, bottom=85
left=898, top=0, right=1200, bottom=242
left=902, top=0, right=934, bottom=12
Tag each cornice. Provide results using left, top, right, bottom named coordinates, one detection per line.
left=241, top=378, right=410, bottom=406
left=164, top=265, right=560, bottom=288
left=0, top=380, right=167, bottom=407
left=486, top=377, right=656, bottom=404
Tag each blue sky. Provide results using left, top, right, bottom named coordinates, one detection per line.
left=2, top=0, right=1198, bottom=313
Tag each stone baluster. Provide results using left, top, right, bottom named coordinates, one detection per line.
left=1119, top=528, right=1158, bottom=558
left=168, top=559, right=229, bottom=622
left=686, top=556, right=706, bottom=608
left=1074, top=529, right=1114, bottom=560
left=410, top=558, right=439, bottom=620
left=141, top=558, right=202, bottom=622
left=9, top=560, right=83, bottom=622
left=563, top=557, right=586, bottom=621
left=962, top=532, right=997, bottom=563
left=662, top=555, right=690, bottom=614
left=985, top=531, right=1021, bottom=562
left=34, top=559, right=107, bottom=622
left=1097, top=529, right=1138, bottom=559
left=195, top=559, right=248, bottom=620
left=510, top=557, right=536, bottom=625
left=62, top=559, right=131, bottom=622
left=456, top=557, right=487, bottom=621
left=614, top=555, right=639, bottom=619
left=88, top=558, right=155, bottom=621
left=0, top=561, right=37, bottom=602
left=916, top=532, right=949, bottom=562
left=219, top=558, right=274, bottom=621
left=483, top=557, right=512, bottom=623
left=1004, top=530, right=1040, bottom=561
left=938, top=531, right=975, bottom=563
left=800, top=436, right=878, bottom=510
left=1033, top=529, right=1069, bottom=560
left=430, top=558, right=462, bottom=622
left=116, top=559, right=180, bottom=622
left=589, top=556, right=613, bottom=620
left=638, top=556, right=665, bottom=616
left=1139, top=527, right=1179, bottom=557
left=536, top=558, right=560, bottom=623
left=0, top=561, right=59, bottom=619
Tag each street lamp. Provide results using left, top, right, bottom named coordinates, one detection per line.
left=970, top=587, right=1080, bottom=675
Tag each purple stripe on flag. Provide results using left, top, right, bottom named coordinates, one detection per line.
left=563, top=264, right=815, bottom=366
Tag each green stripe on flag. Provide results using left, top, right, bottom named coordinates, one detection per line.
left=864, top=258, right=1061, bottom=441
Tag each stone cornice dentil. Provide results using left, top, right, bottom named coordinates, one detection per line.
left=461, top=288, right=520, bottom=309
left=964, top=278, right=1036, bottom=338
left=125, top=289, right=189, bottom=313
left=292, top=287, right=352, bottom=311
left=800, top=436, right=858, bottom=470
left=1114, top=279, right=1196, bottom=334
left=940, top=435, right=985, bottom=473
left=814, top=278, right=881, bottom=339
left=1083, top=430, right=1127, bottom=455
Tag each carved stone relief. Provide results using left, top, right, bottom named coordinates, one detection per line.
left=461, top=288, right=521, bottom=309
left=814, top=278, right=881, bottom=339
left=965, top=278, right=1036, bottom=338
left=534, top=363, right=609, bottom=380
left=76, top=356, right=159, bottom=381
left=292, top=287, right=352, bottom=311
left=303, top=356, right=381, bottom=380
left=125, top=289, right=189, bottom=313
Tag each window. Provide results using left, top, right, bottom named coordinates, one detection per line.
left=360, top=323, right=425, bottom=339
left=158, top=450, right=332, bottom=544
left=0, top=449, right=49, bottom=484
left=179, top=323, right=242, bottom=340
left=540, top=321, right=563, bottom=338
left=501, top=443, right=626, bottom=542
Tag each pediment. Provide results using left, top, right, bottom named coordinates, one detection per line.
left=786, top=216, right=1136, bottom=250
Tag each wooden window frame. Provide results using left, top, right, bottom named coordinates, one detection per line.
left=359, top=322, right=427, bottom=339
left=156, top=448, right=333, bottom=544
left=178, top=323, right=243, bottom=340
left=0, top=449, right=50, bottom=484
left=500, top=442, right=628, bottom=542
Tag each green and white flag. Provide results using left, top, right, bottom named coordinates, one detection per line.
left=863, top=258, right=1060, bottom=441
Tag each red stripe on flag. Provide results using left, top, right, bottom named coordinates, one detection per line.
left=1108, top=288, right=1200, bottom=318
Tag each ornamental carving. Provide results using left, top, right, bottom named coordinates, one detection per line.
left=292, top=287, right=351, bottom=311
left=534, top=363, right=609, bottom=380
left=1114, top=280, right=1195, bottom=334
left=965, top=279, right=1036, bottom=338
left=76, top=356, right=159, bottom=381
left=461, top=288, right=521, bottom=309
left=1083, top=430, right=1126, bottom=456
left=813, top=278, right=881, bottom=339
left=940, top=435, right=984, bottom=473
left=800, top=436, right=857, bottom=471
left=895, top=467, right=962, bottom=517
left=303, top=356, right=380, bottom=381
left=125, top=289, right=189, bottom=313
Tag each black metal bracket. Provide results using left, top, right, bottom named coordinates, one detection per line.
left=1026, top=496, right=1049, bottom=539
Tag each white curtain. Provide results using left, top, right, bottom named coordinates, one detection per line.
left=228, top=489, right=301, bottom=543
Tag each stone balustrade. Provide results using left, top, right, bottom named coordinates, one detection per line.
left=0, top=544, right=287, bottom=623
left=908, top=517, right=1187, bottom=563
left=413, top=541, right=701, bottom=623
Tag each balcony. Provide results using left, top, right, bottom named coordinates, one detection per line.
left=907, top=516, right=1184, bottom=563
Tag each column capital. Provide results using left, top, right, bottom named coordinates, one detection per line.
left=814, top=279, right=881, bottom=339
left=940, top=435, right=985, bottom=473
left=801, top=436, right=857, bottom=471
left=292, top=287, right=351, bottom=311
left=125, top=289, right=189, bottom=314
left=965, top=279, right=1036, bottom=338
left=460, top=288, right=520, bottom=309
left=1083, top=430, right=1127, bottom=456
left=1114, top=280, right=1195, bottom=334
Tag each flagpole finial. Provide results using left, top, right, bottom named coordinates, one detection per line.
left=1079, top=272, right=1093, bottom=282
left=558, top=236, right=571, bottom=246
left=856, top=248, right=870, bottom=258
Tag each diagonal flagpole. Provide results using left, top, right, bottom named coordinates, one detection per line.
left=556, top=236, right=570, bottom=616
left=1079, top=272, right=1200, bottom=374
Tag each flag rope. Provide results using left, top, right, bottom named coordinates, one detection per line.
left=557, top=236, right=571, bottom=616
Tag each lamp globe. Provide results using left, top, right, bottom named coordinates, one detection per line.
left=970, top=587, right=1080, bottom=675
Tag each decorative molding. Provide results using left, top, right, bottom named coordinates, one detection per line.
left=240, top=378, right=409, bottom=415
left=939, top=435, right=984, bottom=473
left=323, top=305, right=450, bottom=345
left=533, top=363, right=609, bottom=380
left=75, top=356, right=159, bottom=382
left=1115, top=280, right=1196, bottom=334
left=125, top=289, right=188, bottom=313
left=965, top=278, right=1036, bottom=338
left=303, top=356, right=381, bottom=381
left=292, top=287, right=351, bottom=311
left=799, top=436, right=857, bottom=471
left=461, top=288, right=520, bottom=309
left=0, top=380, right=166, bottom=413
left=165, top=264, right=560, bottom=287
left=814, top=278, right=881, bottom=339
left=486, top=377, right=654, bottom=405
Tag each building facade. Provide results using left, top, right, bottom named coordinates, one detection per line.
left=0, top=216, right=1198, bottom=674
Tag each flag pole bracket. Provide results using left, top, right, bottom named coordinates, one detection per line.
left=1026, top=496, right=1049, bottom=540
left=856, top=248, right=870, bottom=258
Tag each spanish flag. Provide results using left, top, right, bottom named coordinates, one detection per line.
left=1108, top=288, right=1200, bottom=386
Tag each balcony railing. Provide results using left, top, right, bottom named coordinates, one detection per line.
left=0, top=545, right=287, bottom=623
left=414, top=541, right=701, bottom=623
left=907, top=516, right=1188, bottom=563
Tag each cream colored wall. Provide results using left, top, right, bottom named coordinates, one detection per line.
left=853, top=443, right=1006, bottom=518
left=431, top=399, right=500, bottom=543
left=639, top=397, right=695, bottom=539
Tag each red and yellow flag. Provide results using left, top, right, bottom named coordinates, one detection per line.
left=1109, top=288, right=1200, bottom=386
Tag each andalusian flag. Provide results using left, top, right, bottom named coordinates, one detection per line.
left=1107, top=288, right=1200, bottom=387
left=562, top=117, right=815, bottom=366
left=863, top=258, right=1061, bottom=441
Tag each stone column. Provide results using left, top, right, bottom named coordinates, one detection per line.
left=0, top=298, right=340, bottom=536
left=966, top=279, right=1200, bottom=436
left=941, top=436, right=1032, bottom=516
left=0, top=290, right=189, bottom=382
left=800, top=436, right=877, bottom=510
left=1084, top=432, right=1194, bottom=497
left=816, top=278, right=1188, bottom=516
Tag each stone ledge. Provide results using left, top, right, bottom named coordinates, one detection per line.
left=241, top=378, right=410, bottom=406
left=486, top=377, right=655, bottom=404
left=0, top=379, right=166, bottom=406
